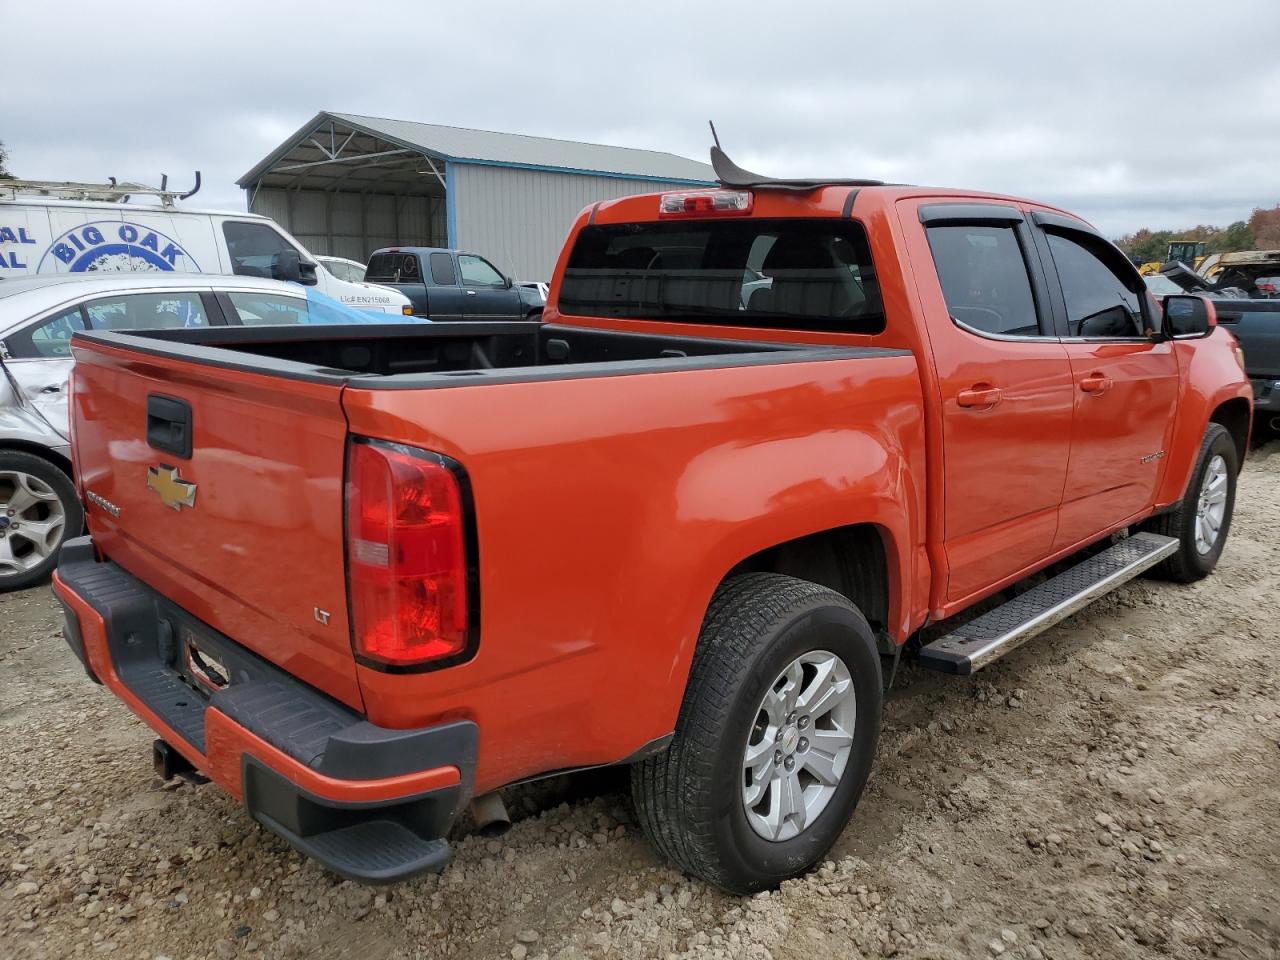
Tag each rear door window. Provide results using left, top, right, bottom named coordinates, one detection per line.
left=366, top=252, right=422, bottom=283
left=429, top=252, right=457, bottom=285
left=4, top=306, right=87, bottom=359
left=559, top=219, right=884, bottom=334
left=926, top=224, right=1043, bottom=337
left=84, top=293, right=210, bottom=331
left=224, top=291, right=311, bottom=325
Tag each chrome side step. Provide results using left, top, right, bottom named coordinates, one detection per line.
left=918, top=532, right=1178, bottom=676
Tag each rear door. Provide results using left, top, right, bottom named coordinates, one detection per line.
left=425, top=251, right=467, bottom=321
left=458, top=253, right=520, bottom=320
left=906, top=201, right=1076, bottom=604
left=70, top=339, right=362, bottom=708
left=1030, top=213, right=1180, bottom=549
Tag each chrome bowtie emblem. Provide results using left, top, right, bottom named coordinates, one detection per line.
left=146, top=465, right=197, bottom=512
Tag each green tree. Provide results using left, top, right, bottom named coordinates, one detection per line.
left=1117, top=218, right=1258, bottom=261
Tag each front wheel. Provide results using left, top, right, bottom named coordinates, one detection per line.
left=1146, top=422, right=1238, bottom=582
left=0, top=450, right=82, bottom=591
left=631, top=573, right=882, bottom=894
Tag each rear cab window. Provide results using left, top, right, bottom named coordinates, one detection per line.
left=366, top=252, right=422, bottom=284
left=558, top=219, right=885, bottom=334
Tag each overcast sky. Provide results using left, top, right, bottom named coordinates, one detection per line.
left=5, top=1, right=1279, bottom=238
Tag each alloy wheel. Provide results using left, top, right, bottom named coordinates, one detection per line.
left=0, top=470, right=66, bottom=579
left=1194, top=454, right=1228, bottom=555
left=741, top=650, right=856, bottom=842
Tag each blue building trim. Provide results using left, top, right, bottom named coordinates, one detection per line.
left=445, top=160, right=458, bottom=248
left=449, top=157, right=714, bottom=186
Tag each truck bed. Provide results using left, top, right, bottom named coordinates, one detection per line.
left=68, top=320, right=917, bottom=734
left=77, top=322, right=870, bottom=387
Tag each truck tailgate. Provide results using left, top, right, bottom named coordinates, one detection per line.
left=69, top=338, right=362, bottom=710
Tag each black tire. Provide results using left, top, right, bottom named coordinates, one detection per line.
left=631, top=573, right=882, bottom=894
left=0, top=450, right=82, bottom=592
left=1145, top=423, right=1238, bottom=583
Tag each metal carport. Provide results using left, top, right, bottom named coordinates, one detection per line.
left=238, top=112, right=715, bottom=281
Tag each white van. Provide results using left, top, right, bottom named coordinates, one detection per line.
left=0, top=185, right=411, bottom=314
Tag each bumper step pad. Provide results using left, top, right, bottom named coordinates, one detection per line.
left=258, top=815, right=450, bottom=885
left=919, top=532, right=1178, bottom=675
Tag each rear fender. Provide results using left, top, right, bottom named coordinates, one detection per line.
left=663, top=427, right=918, bottom=713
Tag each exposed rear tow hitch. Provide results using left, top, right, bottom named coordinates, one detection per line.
left=153, top=739, right=209, bottom=785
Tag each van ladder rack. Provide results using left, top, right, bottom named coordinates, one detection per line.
left=0, top=172, right=201, bottom=207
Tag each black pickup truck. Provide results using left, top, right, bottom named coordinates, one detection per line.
left=1216, top=300, right=1280, bottom=434
left=363, top=247, right=535, bottom=322
left=1160, top=263, right=1280, bottom=434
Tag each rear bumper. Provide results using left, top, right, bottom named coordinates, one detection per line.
left=52, top=536, right=477, bottom=884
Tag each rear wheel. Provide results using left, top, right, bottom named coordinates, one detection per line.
left=631, top=573, right=882, bottom=894
left=0, top=451, right=82, bottom=591
left=1146, top=423, right=1237, bottom=582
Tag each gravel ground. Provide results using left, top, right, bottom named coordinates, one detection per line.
left=3, top=440, right=1278, bottom=960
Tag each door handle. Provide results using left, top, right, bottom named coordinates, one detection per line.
left=956, top=385, right=1002, bottom=408
left=39, top=384, right=63, bottom=394
left=465, top=289, right=478, bottom=296
left=1079, top=374, right=1114, bottom=395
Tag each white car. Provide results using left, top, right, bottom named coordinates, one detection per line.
left=316, top=256, right=367, bottom=283
left=0, top=193, right=410, bottom=315
left=0, top=273, right=414, bottom=591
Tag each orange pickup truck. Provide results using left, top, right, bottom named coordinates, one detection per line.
left=54, top=150, right=1252, bottom=893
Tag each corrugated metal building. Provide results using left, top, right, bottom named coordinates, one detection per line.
left=238, top=112, right=714, bottom=280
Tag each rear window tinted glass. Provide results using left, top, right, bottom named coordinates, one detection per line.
left=926, top=225, right=1042, bottom=337
left=366, top=253, right=421, bottom=283
left=429, top=252, right=456, bottom=285
left=559, top=219, right=884, bottom=334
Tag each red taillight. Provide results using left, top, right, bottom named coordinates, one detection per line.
left=658, top=190, right=753, bottom=218
left=346, top=439, right=471, bottom=669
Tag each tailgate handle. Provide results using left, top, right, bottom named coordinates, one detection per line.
left=146, top=395, right=193, bottom=459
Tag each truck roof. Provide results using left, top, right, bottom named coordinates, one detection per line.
left=0, top=273, right=305, bottom=320
left=586, top=183, right=1095, bottom=232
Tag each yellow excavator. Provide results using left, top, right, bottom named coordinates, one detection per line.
left=1137, top=240, right=1207, bottom=276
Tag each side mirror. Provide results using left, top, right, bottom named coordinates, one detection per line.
left=1162, top=294, right=1215, bottom=339
left=271, top=249, right=319, bottom=287
left=503, top=275, right=514, bottom=289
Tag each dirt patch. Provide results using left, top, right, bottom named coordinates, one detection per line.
left=3, top=442, right=1278, bottom=960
